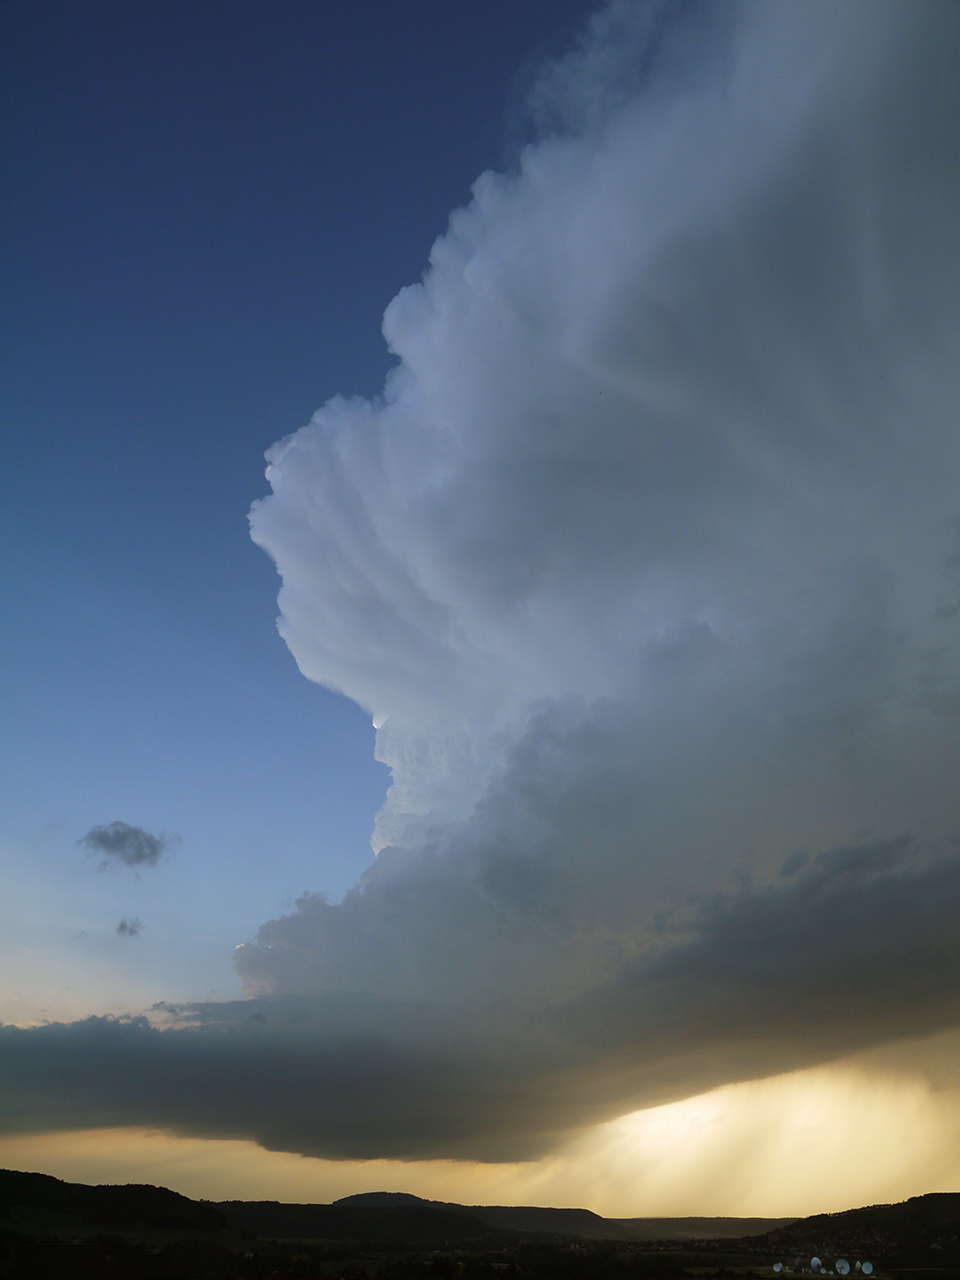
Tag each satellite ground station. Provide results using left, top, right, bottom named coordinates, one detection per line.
left=773, top=1259, right=873, bottom=1275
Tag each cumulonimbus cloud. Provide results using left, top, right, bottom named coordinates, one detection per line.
left=2, top=0, right=959, bottom=1162
left=241, top=0, right=960, bottom=1010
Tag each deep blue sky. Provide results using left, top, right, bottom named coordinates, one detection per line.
left=1, top=0, right=593, bottom=1013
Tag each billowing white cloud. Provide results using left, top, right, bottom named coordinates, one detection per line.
left=244, top=0, right=960, bottom=1012
left=2, top=0, right=959, bottom=1167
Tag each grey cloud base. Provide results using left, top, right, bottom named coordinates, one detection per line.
left=2, top=840, right=959, bottom=1160
left=5, top=0, right=960, bottom=1163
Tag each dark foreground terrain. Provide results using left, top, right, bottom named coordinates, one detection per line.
left=2, top=1168, right=958, bottom=1280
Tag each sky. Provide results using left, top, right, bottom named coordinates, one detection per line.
left=1, top=0, right=959, bottom=1219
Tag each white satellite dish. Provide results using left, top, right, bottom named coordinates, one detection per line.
left=836, top=1261, right=850, bottom=1275
left=861, top=1264, right=873, bottom=1276
left=811, top=1259, right=821, bottom=1273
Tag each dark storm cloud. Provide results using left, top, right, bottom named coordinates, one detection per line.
left=567, top=838, right=960, bottom=1108
left=1, top=841, right=958, bottom=1160
left=3, top=0, right=959, bottom=1162
left=0, top=997, right=571, bottom=1161
left=78, top=821, right=172, bottom=869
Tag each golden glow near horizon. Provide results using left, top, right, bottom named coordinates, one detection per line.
left=3, top=1035, right=958, bottom=1217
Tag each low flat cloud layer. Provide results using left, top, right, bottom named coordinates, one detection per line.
left=3, top=0, right=959, bottom=1164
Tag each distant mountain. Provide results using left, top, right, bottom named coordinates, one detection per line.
left=218, top=1198, right=492, bottom=1244
left=612, top=1216, right=800, bottom=1242
left=335, top=1191, right=611, bottom=1238
left=333, top=1191, right=796, bottom=1241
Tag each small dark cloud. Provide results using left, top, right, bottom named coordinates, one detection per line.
left=78, top=821, right=173, bottom=869
left=116, top=919, right=142, bottom=937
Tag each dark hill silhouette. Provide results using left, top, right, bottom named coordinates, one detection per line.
left=333, top=1191, right=794, bottom=1241
left=782, top=1191, right=960, bottom=1236
left=0, top=1170, right=793, bottom=1245
left=0, top=1167, right=228, bottom=1232
left=768, top=1191, right=960, bottom=1263
left=7, top=1165, right=960, bottom=1261
left=217, top=1198, right=492, bottom=1243
left=335, top=1190, right=609, bottom=1235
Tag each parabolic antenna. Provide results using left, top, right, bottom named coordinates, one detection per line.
left=836, top=1261, right=850, bottom=1275
left=811, top=1259, right=822, bottom=1273
left=862, top=1264, right=873, bottom=1275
